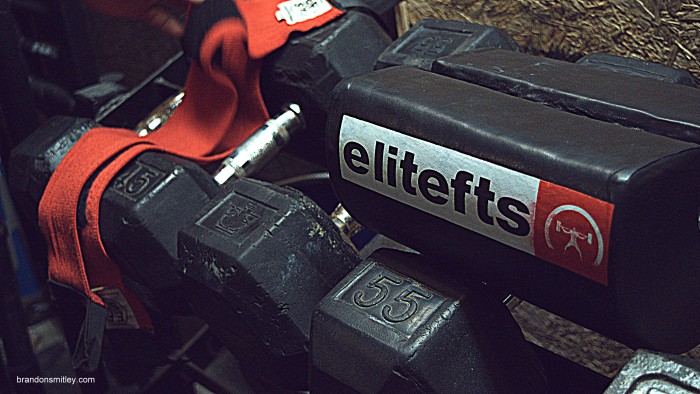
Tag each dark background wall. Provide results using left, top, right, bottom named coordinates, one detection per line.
left=83, top=6, right=181, bottom=88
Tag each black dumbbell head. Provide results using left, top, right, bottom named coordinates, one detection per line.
left=100, top=151, right=220, bottom=307
left=260, top=11, right=392, bottom=163
left=9, top=115, right=220, bottom=314
left=326, top=65, right=700, bottom=352
left=374, top=18, right=520, bottom=71
left=178, top=178, right=360, bottom=391
left=9, top=116, right=98, bottom=225
left=433, top=49, right=700, bottom=144
left=310, top=249, right=547, bottom=393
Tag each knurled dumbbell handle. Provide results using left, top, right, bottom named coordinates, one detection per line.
left=213, top=103, right=304, bottom=185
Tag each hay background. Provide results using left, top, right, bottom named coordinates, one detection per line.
left=401, top=0, right=700, bottom=78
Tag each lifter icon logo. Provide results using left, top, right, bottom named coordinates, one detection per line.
left=543, top=205, right=604, bottom=267
left=554, top=221, right=591, bottom=261
left=533, top=181, right=613, bottom=285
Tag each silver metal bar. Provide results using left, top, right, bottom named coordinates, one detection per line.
left=213, top=103, right=304, bottom=185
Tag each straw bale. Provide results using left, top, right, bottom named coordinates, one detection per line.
left=402, top=0, right=700, bottom=78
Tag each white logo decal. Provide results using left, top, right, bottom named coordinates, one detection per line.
left=544, top=205, right=604, bottom=266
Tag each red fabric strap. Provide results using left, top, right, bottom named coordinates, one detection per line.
left=39, top=129, right=148, bottom=308
left=38, top=0, right=344, bottom=342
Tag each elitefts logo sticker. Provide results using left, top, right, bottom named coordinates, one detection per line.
left=338, top=116, right=614, bottom=285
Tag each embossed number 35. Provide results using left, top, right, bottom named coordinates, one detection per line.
left=353, top=273, right=432, bottom=323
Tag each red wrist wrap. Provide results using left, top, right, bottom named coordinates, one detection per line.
left=37, top=0, right=343, bottom=368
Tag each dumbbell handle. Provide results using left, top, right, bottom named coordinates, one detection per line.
left=211, top=103, right=363, bottom=245
left=211, top=104, right=364, bottom=249
left=331, top=204, right=362, bottom=239
left=135, top=96, right=303, bottom=184
left=207, top=102, right=362, bottom=246
left=135, top=91, right=186, bottom=137
left=213, top=103, right=304, bottom=184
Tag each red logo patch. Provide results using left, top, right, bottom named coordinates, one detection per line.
left=533, top=181, right=614, bottom=285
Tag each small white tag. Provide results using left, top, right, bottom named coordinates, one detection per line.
left=92, top=287, right=140, bottom=329
left=275, top=0, right=333, bottom=25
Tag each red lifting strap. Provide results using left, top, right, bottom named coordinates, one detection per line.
left=38, top=0, right=343, bottom=341
left=239, top=0, right=345, bottom=59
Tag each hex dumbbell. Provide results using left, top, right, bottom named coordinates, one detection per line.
left=374, top=23, right=700, bottom=142
left=259, top=10, right=392, bottom=163
left=183, top=0, right=393, bottom=163
left=326, top=65, right=700, bottom=352
left=177, top=177, right=360, bottom=391
left=431, top=49, right=700, bottom=143
left=374, top=19, right=700, bottom=143
left=310, top=249, right=547, bottom=393
left=11, top=103, right=302, bottom=305
left=177, top=180, right=548, bottom=393
left=374, top=18, right=519, bottom=71
left=9, top=4, right=392, bottom=309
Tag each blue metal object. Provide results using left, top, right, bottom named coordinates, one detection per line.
left=0, top=160, right=39, bottom=297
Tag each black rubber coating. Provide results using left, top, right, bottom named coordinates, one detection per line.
left=8, top=116, right=98, bottom=225
left=260, top=11, right=391, bottom=163
left=375, top=18, right=519, bottom=71
left=100, top=151, right=220, bottom=302
left=178, top=178, right=359, bottom=391
left=311, top=249, right=547, bottom=393
left=433, top=49, right=700, bottom=144
left=326, top=66, right=700, bottom=353
left=576, top=52, right=696, bottom=87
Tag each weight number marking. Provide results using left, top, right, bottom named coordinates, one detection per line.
left=352, top=272, right=433, bottom=323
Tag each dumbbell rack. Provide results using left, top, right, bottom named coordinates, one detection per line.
left=82, top=49, right=613, bottom=393
left=12, top=22, right=699, bottom=392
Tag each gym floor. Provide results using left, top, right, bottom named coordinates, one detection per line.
left=55, top=4, right=700, bottom=392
